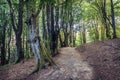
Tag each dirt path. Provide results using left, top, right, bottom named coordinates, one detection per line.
left=26, top=47, right=94, bottom=80
left=0, top=47, right=94, bottom=80
left=55, top=47, right=94, bottom=80
left=0, top=39, right=120, bottom=80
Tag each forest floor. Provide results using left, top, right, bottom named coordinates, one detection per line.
left=0, top=38, right=120, bottom=80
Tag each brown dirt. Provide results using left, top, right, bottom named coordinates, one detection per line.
left=76, top=38, right=120, bottom=80
left=0, top=59, right=35, bottom=80
left=0, top=38, right=120, bottom=80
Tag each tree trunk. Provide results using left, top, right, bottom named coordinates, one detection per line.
left=42, top=5, right=47, bottom=40
left=50, top=3, right=57, bottom=56
left=7, top=0, right=24, bottom=63
left=59, top=1, right=65, bottom=47
left=15, top=34, right=24, bottom=62
left=26, top=15, right=41, bottom=70
left=69, top=4, right=73, bottom=46
left=55, top=0, right=60, bottom=49
left=110, top=0, right=117, bottom=38
left=7, top=25, right=12, bottom=63
left=46, top=3, right=51, bottom=49
left=82, top=22, right=86, bottom=43
left=1, top=24, right=6, bottom=65
left=64, top=23, right=69, bottom=46
left=15, top=0, right=24, bottom=63
left=102, top=0, right=111, bottom=39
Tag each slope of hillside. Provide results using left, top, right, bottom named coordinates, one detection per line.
left=76, top=38, right=120, bottom=80
left=0, top=38, right=120, bottom=80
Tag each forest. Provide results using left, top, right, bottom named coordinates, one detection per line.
left=0, top=0, right=120, bottom=80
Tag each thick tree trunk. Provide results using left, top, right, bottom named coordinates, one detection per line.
left=110, top=0, right=117, bottom=38
left=46, top=3, right=51, bottom=49
left=58, top=1, right=65, bottom=47
left=15, top=1, right=24, bottom=62
left=50, top=3, right=57, bottom=56
left=26, top=15, right=41, bottom=71
left=102, top=0, right=111, bottom=39
left=15, top=34, right=24, bottom=62
left=7, top=0, right=24, bottom=63
left=1, top=24, right=6, bottom=65
left=55, top=0, right=59, bottom=49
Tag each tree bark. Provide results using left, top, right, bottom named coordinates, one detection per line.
left=82, top=25, right=86, bottom=43
left=25, top=0, right=44, bottom=71
left=0, top=23, right=6, bottom=65
left=7, top=0, right=24, bottom=63
left=102, top=0, right=111, bottom=39
left=46, top=3, right=51, bottom=49
left=69, top=3, right=73, bottom=46
left=42, top=5, right=47, bottom=40
left=55, top=0, right=60, bottom=49
left=110, top=0, right=117, bottom=38
left=26, top=15, right=41, bottom=71
left=7, top=25, right=12, bottom=63
left=50, top=3, right=57, bottom=56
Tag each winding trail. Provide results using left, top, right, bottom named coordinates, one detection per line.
left=55, top=47, right=94, bottom=80
left=31, top=47, right=94, bottom=80
left=1, top=39, right=120, bottom=80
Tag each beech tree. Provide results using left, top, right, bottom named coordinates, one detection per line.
left=110, top=0, right=117, bottom=38
left=25, top=0, right=54, bottom=72
left=7, top=0, right=24, bottom=63
left=0, top=10, right=7, bottom=65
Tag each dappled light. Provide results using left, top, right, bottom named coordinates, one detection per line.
left=1, top=0, right=120, bottom=80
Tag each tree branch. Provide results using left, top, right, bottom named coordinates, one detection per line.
left=7, top=0, right=17, bottom=32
